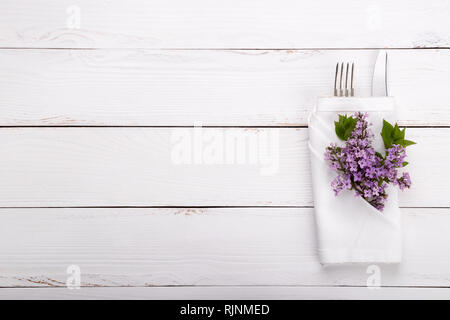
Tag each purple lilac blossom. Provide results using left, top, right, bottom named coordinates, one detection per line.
left=324, top=112, right=411, bottom=211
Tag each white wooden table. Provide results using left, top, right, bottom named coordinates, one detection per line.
left=0, top=0, right=449, bottom=299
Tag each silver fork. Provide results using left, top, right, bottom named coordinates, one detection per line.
left=334, top=62, right=354, bottom=97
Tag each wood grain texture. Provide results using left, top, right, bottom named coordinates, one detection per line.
left=1, top=286, right=450, bottom=300
left=1, top=0, right=448, bottom=298
left=0, top=49, right=448, bottom=126
left=0, top=127, right=445, bottom=207
left=0, top=0, right=448, bottom=49
left=1, top=207, right=450, bottom=287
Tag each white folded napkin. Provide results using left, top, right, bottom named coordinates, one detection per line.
left=308, top=97, right=402, bottom=264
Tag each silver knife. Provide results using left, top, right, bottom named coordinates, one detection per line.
left=372, top=50, right=389, bottom=96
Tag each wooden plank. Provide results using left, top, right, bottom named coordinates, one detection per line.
left=1, top=286, right=450, bottom=300
left=0, top=49, right=448, bottom=126
left=0, top=127, right=445, bottom=207
left=0, top=0, right=448, bottom=49
left=1, top=207, right=450, bottom=287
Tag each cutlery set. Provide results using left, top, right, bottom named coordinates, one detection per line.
left=334, top=50, right=389, bottom=97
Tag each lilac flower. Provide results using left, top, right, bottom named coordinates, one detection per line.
left=324, top=112, right=412, bottom=212
left=396, top=172, right=411, bottom=190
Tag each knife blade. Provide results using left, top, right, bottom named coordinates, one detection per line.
left=372, top=50, right=389, bottom=96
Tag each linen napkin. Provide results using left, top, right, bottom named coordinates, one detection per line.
left=308, top=97, right=402, bottom=264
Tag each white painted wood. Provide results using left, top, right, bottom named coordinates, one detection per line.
left=1, top=208, right=450, bottom=287
left=0, top=0, right=447, bottom=300
left=0, top=49, right=449, bottom=126
left=1, top=286, right=450, bottom=300
left=0, top=128, right=444, bottom=207
left=0, top=0, right=448, bottom=49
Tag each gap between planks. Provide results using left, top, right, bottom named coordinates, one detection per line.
left=0, top=126, right=450, bottom=128
left=1, top=206, right=450, bottom=209
left=0, top=47, right=449, bottom=51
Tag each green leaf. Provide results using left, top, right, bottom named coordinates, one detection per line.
left=375, top=151, right=384, bottom=159
left=394, top=139, right=416, bottom=148
left=402, top=139, right=416, bottom=147
left=381, top=119, right=394, bottom=149
left=381, top=119, right=416, bottom=149
left=334, top=121, right=344, bottom=140
left=393, top=124, right=403, bottom=140
left=402, top=161, right=409, bottom=167
left=334, top=114, right=357, bottom=141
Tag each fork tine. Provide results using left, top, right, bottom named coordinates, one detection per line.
left=345, top=62, right=349, bottom=97
left=339, top=62, right=344, bottom=96
left=334, top=63, right=339, bottom=96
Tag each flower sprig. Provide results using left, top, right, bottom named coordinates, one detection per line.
left=324, top=112, right=415, bottom=211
